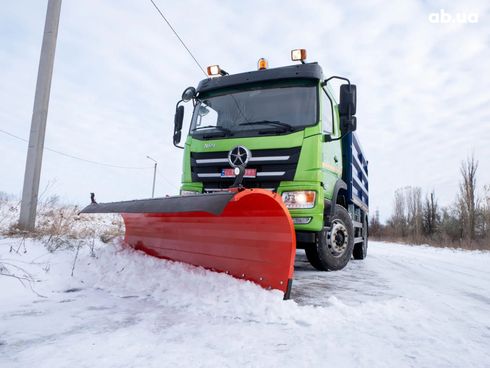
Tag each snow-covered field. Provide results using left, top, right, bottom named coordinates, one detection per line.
left=1, top=238, right=489, bottom=368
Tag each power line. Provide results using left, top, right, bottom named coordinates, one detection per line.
left=148, top=2, right=249, bottom=127
left=0, top=128, right=151, bottom=170
left=0, top=128, right=25, bottom=142
left=149, top=0, right=207, bottom=77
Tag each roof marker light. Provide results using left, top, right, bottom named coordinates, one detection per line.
left=257, top=58, right=268, bottom=70
left=291, top=49, right=307, bottom=62
left=207, top=65, right=221, bottom=76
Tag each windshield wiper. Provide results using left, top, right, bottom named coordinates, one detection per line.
left=192, top=125, right=231, bottom=135
left=239, top=120, right=294, bottom=132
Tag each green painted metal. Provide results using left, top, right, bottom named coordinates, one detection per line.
left=179, top=80, right=343, bottom=232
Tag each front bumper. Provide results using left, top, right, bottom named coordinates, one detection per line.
left=180, top=181, right=324, bottom=232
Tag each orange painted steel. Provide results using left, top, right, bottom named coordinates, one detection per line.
left=121, top=189, right=296, bottom=296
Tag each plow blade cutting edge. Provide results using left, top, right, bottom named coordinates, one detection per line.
left=81, top=189, right=296, bottom=298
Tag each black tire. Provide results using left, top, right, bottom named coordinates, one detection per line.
left=306, top=205, right=355, bottom=271
left=353, top=216, right=368, bottom=260
left=305, top=246, right=322, bottom=270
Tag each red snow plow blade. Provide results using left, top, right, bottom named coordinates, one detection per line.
left=81, top=189, right=296, bottom=298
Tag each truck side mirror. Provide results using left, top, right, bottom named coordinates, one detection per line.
left=173, top=105, right=184, bottom=148
left=339, top=84, right=357, bottom=134
left=181, top=86, right=196, bottom=102
left=339, top=84, right=356, bottom=116
left=340, top=116, right=357, bottom=135
left=173, top=130, right=182, bottom=146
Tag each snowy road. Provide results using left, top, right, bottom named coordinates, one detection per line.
left=1, top=239, right=489, bottom=367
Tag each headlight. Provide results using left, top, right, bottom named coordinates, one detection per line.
left=281, top=191, right=316, bottom=209
left=180, top=190, right=200, bottom=196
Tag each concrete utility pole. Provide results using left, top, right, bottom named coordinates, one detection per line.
left=19, top=0, right=62, bottom=231
left=146, top=156, right=158, bottom=198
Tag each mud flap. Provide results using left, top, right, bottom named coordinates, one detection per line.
left=81, top=189, right=296, bottom=297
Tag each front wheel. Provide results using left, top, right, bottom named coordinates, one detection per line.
left=306, top=205, right=355, bottom=271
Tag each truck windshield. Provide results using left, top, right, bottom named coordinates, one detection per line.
left=189, top=81, right=317, bottom=138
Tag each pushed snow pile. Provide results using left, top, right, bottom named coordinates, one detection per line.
left=1, top=238, right=490, bottom=368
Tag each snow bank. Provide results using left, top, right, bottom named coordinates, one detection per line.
left=1, top=238, right=489, bottom=367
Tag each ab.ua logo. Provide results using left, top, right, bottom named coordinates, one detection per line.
left=428, top=9, right=479, bottom=24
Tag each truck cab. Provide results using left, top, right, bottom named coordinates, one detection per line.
left=173, top=50, right=368, bottom=271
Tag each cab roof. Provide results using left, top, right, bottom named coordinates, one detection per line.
left=196, top=62, right=323, bottom=94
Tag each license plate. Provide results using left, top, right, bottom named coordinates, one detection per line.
left=221, top=168, right=257, bottom=178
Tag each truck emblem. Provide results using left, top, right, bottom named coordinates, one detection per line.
left=228, top=146, right=251, bottom=168
left=204, top=143, right=215, bottom=149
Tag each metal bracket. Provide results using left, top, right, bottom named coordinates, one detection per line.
left=230, top=165, right=246, bottom=188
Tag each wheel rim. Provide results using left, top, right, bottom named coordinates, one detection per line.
left=327, top=220, right=349, bottom=258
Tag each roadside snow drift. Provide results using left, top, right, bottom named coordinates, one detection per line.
left=1, top=238, right=489, bottom=368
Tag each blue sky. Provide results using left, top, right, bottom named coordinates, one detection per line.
left=0, top=0, right=489, bottom=221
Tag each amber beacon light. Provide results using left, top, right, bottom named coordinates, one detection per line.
left=257, top=58, right=268, bottom=70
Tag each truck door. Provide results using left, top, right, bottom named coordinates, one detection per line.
left=321, top=87, right=343, bottom=198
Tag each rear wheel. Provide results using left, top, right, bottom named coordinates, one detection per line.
left=305, top=205, right=354, bottom=271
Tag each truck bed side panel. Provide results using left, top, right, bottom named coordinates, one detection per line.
left=342, top=132, right=369, bottom=212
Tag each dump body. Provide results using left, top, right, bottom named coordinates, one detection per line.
left=342, top=132, right=369, bottom=213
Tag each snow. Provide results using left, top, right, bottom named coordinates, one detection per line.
left=1, top=238, right=490, bottom=368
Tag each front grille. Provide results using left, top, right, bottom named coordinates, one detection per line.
left=191, top=147, right=301, bottom=192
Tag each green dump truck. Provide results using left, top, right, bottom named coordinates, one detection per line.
left=172, top=49, right=369, bottom=271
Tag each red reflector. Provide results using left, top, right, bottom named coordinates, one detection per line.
left=221, top=168, right=256, bottom=178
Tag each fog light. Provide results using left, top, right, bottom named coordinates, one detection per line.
left=180, top=190, right=200, bottom=196
left=292, top=217, right=312, bottom=224
left=281, top=191, right=316, bottom=209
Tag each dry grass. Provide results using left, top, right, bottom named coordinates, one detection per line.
left=0, top=197, right=124, bottom=248
left=0, top=196, right=124, bottom=295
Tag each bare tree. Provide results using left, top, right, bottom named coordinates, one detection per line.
left=369, top=208, right=382, bottom=237
left=378, top=156, right=488, bottom=250
left=423, top=190, right=439, bottom=236
left=406, top=187, right=423, bottom=240
left=390, top=188, right=407, bottom=237
left=440, top=205, right=463, bottom=242
left=458, top=156, right=479, bottom=240
left=481, top=185, right=490, bottom=241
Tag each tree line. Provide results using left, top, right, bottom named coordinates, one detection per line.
left=370, top=156, right=490, bottom=250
